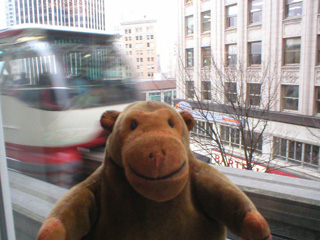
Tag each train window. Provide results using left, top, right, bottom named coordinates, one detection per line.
left=0, top=33, right=137, bottom=111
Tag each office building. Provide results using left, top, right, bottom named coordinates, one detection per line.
left=4, top=0, right=105, bottom=30
left=120, top=19, right=158, bottom=80
left=177, top=0, right=320, bottom=179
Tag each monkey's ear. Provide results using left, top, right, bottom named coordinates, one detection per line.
left=180, top=111, right=195, bottom=131
left=100, top=110, right=121, bottom=133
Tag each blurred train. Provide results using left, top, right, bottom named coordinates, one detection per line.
left=0, top=26, right=138, bottom=187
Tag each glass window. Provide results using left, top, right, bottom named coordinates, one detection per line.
left=226, top=5, right=237, bottom=28
left=186, top=81, right=194, bottom=98
left=282, top=85, right=299, bottom=110
left=225, top=82, right=237, bottom=103
left=247, top=83, right=261, bottom=106
left=317, top=36, right=320, bottom=65
left=284, top=38, right=301, bottom=64
left=186, top=48, right=194, bottom=67
left=304, top=144, right=320, bottom=166
left=148, top=92, right=161, bottom=101
left=286, top=0, right=303, bottom=18
left=226, top=44, right=237, bottom=66
left=164, top=91, right=173, bottom=105
left=274, top=137, right=320, bottom=168
left=231, top=128, right=240, bottom=148
left=185, top=15, right=194, bottom=35
left=202, top=47, right=211, bottom=67
left=201, top=81, right=212, bottom=100
left=249, top=0, right=263, bottom=24
left=201, top=11, right=211, bottom=33
left=249, top=41, right=262, bottom=65
left=316, top=87, right=320, bottom=114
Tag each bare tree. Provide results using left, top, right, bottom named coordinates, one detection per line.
left=177, top=56, right=282, bottom=172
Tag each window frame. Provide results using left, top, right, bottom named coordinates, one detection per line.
left=148, top=91, right=161, bottom=101
left=248, top=41, right=262, bottom=65
left=185, top=15, right=194, bottom=36
left=247, top=83, right=261, bottom=107
left=273, top=136, right=320, bottom=168
left=186, top=48, right=194, bottom=68
left=0, top=102, right=16, bottom=239
left=316, top=86, right=320, bottom=114
left=226, top=4, right=237, bottom=28
left=282, top=85, right=299, bottom=111
left=201, top=10, right=211, bottom=33
left=226, top=44, right=237, bottom=66
left=317, top=35, right=320, bottom=65
left=283, top=37, right=301, bottom=65
left=186, top=81, right=195, bottom=99
left=201, top=81, right=212, bottom=100
left=249, top=0, right=263, bottom=24
left=285, top=0, right=303, bottom=18
left=201, top=46, right=211, bottom=67
left=225, top=82, right=238, bottom=104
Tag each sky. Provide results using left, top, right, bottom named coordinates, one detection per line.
left=105, top=0, right=179, bottom=75
left=0, top=0, right=5, bottom=29
left=0, top=0, right=179, bottom=74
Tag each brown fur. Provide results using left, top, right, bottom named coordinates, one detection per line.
left=37, top=101, right=271, bottom=240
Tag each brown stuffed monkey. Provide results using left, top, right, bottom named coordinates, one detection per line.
left=37, top=101, right=271, bottom=240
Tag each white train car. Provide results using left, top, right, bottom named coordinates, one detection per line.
left=0, top=26, right=137, bottom=187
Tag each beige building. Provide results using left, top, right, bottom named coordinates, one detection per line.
left=178, top=0, right=320, bottom=179
left=120, top=19, right=158, bottom=80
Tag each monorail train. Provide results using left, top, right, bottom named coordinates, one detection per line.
left=0, top=26, right=138, bottom=187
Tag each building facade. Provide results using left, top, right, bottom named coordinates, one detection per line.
left=120, top=19, right=158, bottom=80
left=178, top=0, right=320, bottom=179
left=138, top=80, right=176, bottom=105
left=4, top=0, right=105, bottom=30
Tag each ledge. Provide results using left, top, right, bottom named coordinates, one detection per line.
left=8, top=166, right=320, bottom=240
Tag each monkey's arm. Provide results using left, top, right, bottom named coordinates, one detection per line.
left=37, top=174, right=100, bottom=240
left=191, top=159, right=271, bottom=240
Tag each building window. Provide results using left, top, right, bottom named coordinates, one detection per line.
left=249, top=41, right=262, bottom=65
left=192, top=120, right=213, bottom=139
left=221, top=125, right=241, bottom=148
left=186, top=48, right=194, bottom=67
left=284, top=38, right=301, bottom=65
left=274, top=137, right=320, bottom=168
left=286, top=0, right=303, bottom=18
left=317, top=36, right=320, bottom=65
left=282, top=85, right=299, bottom=110
left=201, top=11, right=211, bottom=33
left=221, top=125, right=262, bottom=152
left=226, top=4, right=237, bottom=28
left=249, top=0, right=263, bottom=24
left=185, top=15, right=194, bottom=35
left=316, top=87, right=320, bottom=114
left=202, top=47, right=211, bottom=67
left=148, top=92, right=161, bottom=101
left=201, top=81, right=211, bottom=100
left=226, top=44, right=237, bottom=66
left=247, top=83, right=261, bottom=106
left=225, top=82, right=237, bottom=103
left=186, top=81, right=195, bottom=98
left=164, top=91, right=173, bottom=105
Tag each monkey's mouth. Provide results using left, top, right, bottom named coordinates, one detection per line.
left=128, top=161, right=186, bottom=181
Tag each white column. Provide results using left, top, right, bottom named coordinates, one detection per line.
left=300, top=0, right=317, bottom=115
left=194, top=0, right=201, bottom=98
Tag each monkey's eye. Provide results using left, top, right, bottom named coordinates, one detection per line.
left=168, top=119, right=174, bottom=128
left=130, top=120, right=138, bottom=130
